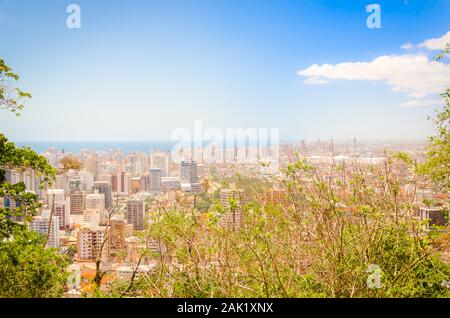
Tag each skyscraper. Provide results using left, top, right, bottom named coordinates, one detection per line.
left=117, top=172, right=131, bottom=195
left=111, top=174, right=118, bottom=193
left=149, top=168, right=162, bottom=194
left=77, top=226, right=110, bottom=262
left=47, top=189, right=65, bottom=208
left=92, top=181, right=112, bottom=209
left=30, top=215, right=60, bottom=248
left=68, top=177, right=81, bottom=192
left=140, top=174, right=150, bottom=192
left=109, top=219, right=134, bottom=252
left=126, top=199, right=145, bottom=230
left=54, top=203, right=68, bottom=230
left=68, top=191, right=84, bottom=215
left=220, top=189, right=245, bottom=230
left=180, top=160, right=201, bottom=193
left=149, top=152, right=170, bottom=177
left=86, top=193, right=105, bottom=212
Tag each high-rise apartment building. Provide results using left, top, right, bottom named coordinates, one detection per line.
left=47, top=189, right=65, bottom=207
left=263, top=189, right=286, bottom=205
left=2, top=194, right=23, bottom=222
left=418, top=206, right=449, bottom=229
left=54, top=203, right=68, bottom=230
left=92, top=181, right=112, bottom=209
left=68, top=178, right=81, bottom=192
left=180, top=160, right=202, bottom=193
left=84, top=154, right=101, bottom=178
left=68, top=191, right=84, bottom=215
left=82, top=211, right=101, bottom=229
left=219, top=189, right=245, bottom=230
left=79, top=170, right=94, bottom=192
left=161, top=177, right=181, bottom=192
left=140, top=174, right=150, bottom=192
left=126, top=199, right=145, bottom=230
left=30, top=215, right=60, bottom=248
left=86, top=193, right=105, bottom=212
left=77, top=226, right=110, bottom=262
left=149, top=168, right=162, bottom=194
left=109, top=219, right=134, bottom=252
left=115, top=172, right=131, bottom=195
left=111, top=174, right=118, bottom=193
left=150, top=152, right=170, bottom=177
left=131, top=177, right=141, bottom=194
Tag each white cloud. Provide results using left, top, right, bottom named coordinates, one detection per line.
left=303, top=77, right=329, bottom=85
left=399, top=99, right=442, bottom=108
left=417, top=31, right=450, bottom=51
left=298, top=54, right=450, bottom=98
left=400, top=43, right=414, bottom=50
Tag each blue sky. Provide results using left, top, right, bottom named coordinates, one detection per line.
left=0, top=0, right=449, bottom=142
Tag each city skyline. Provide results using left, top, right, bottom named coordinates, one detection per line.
left=0, top=0, right=449, bottom=142
left=0, top=0, right=448, bottom=302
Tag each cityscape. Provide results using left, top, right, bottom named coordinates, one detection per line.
left=2, top=137, right=447, bottom=297
left=0, top=0, right=449, bottom=305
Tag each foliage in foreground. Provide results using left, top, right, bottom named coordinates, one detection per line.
left=0, top=229, right=69, bottom=298
left=115, top=156, right=449, bottom=298
left=1, top=59, right=67, bottom=298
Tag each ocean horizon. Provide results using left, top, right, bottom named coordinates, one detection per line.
left=14, top=141, right=178, bottom=154
left=13, top=138, right=428, bottom=155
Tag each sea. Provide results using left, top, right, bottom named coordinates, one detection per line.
left=14, top=141, right=178, bottom=154
left=14, top=139, right=288, bottom=154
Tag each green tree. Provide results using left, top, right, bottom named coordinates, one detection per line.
left=0, top=59, right=31, bottom=116
left=419, top=44, right=450, bottom=191
left=0, top=228, right=69, bottom=297
left=59, top=155, right=82, bottom=172
left=0, top=59, right=68, bottom=297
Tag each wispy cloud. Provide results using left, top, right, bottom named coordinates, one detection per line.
left=400, top=42, right=414, bottom=50
left=400, top=31, right=450, bottom=51
left=399, top=99, right=442, bottom=108
left=417, top=31, right=450, bottom=51
left=303, top=77, right=329, bottom=85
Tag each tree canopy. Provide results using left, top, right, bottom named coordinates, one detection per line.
left=0, top=60, right=68, bottom=298
left=0, top=59, right=31, bottom=116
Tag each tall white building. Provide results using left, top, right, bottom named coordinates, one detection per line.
left=150, top=152, right=170, bottom=177
left=79, top=170, right=94, bottom=192
left=47, top=189, right=65, bottom=207
left=82, top=211, right=101, bottom=229
left=30, top=215, right=60, bottom=248
left=86, top=193, right=105, bottom=212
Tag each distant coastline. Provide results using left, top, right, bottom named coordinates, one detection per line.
left=13, top=139, right=428, bottom=155
left=14, top=141, right=177, bottom=154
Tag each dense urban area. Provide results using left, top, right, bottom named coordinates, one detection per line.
left=2, top=137, right=449, bottom=297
